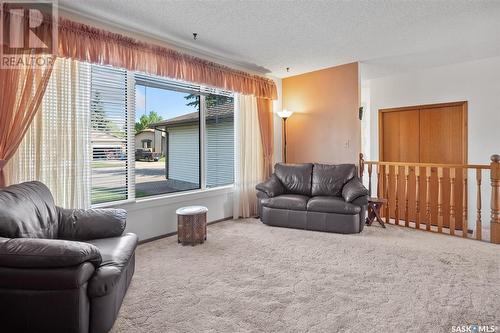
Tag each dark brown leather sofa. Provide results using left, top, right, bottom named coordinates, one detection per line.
left=256, top=163, right=368, bottom=234
left=0, top=181, right=137, bottom=333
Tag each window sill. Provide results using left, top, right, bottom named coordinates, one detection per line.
left=93, top=184, right=234, bottom=211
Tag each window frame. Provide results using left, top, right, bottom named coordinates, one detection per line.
left=92, top=71, right=234, bottom=208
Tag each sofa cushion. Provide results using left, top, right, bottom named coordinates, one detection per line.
left=262, top=194, right=309, bottom=211
left=274, top=163, right=313, bottom=196
left=87, top=233, right=138, bottom=298
left=311, top=164, right=357, bottom=197
left=306, top=196, right=361, bottom=215
left=58, top=208, right=127, bottom=241
left=0, top=181, right=59, bottom=239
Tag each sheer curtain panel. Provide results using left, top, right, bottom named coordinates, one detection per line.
left=233, top=94, right=264, bottom=218
left=7, top=58, right=91, bottom=208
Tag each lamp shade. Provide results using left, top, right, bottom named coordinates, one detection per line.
left=277, top=109, right=294, bottom=119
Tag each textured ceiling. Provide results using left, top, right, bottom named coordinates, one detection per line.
left=59, top=0, right=500, bottom=78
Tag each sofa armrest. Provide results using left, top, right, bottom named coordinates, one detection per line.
left=255, top=174, right=285, bottom=197
left=58, top=208, right=126, bottom=241
left=0, top=237, right=101, bottom=268
left=342, top=178, right=369, bottom=203
left=0, top=262, right=96, bottom=290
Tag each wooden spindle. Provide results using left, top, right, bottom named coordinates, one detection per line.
left=385, top=165, right=391, bottom=224
left=415, top=167, right=421, bottom=230
left=377, top=164, right=381, bottom=199
left=449, top=168, right=456, bottom=236
left=437, top=167, right=444, bottom=233
left=368, top=163, right=373, bottom=196
left=404, top=166, right=410, bottom=227
left=394, top=166, right=400, bottom=225
left=463, top=169, right=468, bottom=238
left=425, top=167, right=431, bottom=231
left=476, top=169, right=482, bottom=241
left=490, top=155, right=500, bottom=244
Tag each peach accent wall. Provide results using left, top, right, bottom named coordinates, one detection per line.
left=282, top=62, right=360, bottom=164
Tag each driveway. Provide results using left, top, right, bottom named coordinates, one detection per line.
left=92, top=160, right=197, bottom=200
left=135, top=161, right=165, bottom=182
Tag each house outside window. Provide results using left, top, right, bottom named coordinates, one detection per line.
left=90, top=66, right=235, bottom=205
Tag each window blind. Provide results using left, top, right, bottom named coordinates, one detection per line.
left=205, top=97, right=235, bottom=188
left=90, top=65, right=130, bottom=205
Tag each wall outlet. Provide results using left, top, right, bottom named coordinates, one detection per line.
left=344, top=140, right=350, bottom=149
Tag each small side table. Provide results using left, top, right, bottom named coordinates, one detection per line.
left=176, top=206, right=208, bottom=246
left=366, top=197, right=387, bottom=228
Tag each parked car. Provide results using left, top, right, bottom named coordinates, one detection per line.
left=135, top=148, right=160, bottom=162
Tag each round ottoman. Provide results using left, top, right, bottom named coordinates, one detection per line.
left=176, top=206, right=208, bottom=246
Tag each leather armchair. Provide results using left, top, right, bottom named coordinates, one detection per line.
left=256, top=163, right=369, bottom=234
left=0, top=181, right=137, bottom=333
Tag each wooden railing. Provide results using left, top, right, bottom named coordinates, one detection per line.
left=359, top=153, right=500, bottom=244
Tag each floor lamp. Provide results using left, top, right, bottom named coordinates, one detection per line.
left=277, top=109, right=294, bottom=163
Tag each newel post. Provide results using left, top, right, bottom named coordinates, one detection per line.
left=359, top=153, right=365, bottom=180
left=490, top=154, right=500, bottom=244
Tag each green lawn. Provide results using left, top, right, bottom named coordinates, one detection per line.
left=91, top=187, right=126, bottom=205
left=91, top=187, right=152, bottom=204
left=135, top=190, right=149, bottom=198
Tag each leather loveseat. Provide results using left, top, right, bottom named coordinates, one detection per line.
left=256, top=163, right=369, bottom=234
left=0, top=181, right=137, bottom=333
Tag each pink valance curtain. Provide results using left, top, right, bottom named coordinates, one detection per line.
left=0, top=63, right=54, bottom=187
left=56, top=19, right=277, bottom=100
left=0, top=13, right=276, bottom=187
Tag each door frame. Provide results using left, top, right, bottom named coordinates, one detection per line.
left=378, top=101, right=468, bottom=164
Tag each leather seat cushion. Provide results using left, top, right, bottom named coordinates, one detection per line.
left=306, top=196, right=361, bottom=215
left=87, top=233, right=138, bottom=298
left=262, top=194, right=309, bottom=211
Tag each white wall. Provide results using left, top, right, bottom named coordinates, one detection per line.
left=113, top=187, right=233, bottom=241
left=362, top=56, right=500, bottom=231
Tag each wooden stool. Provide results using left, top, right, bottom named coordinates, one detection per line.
left=366, top=197, right=387, bottom=228
left=176, top=206, right=208, bottom=246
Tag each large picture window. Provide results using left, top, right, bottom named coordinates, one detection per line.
left=90, top=68, right=234, bottom=205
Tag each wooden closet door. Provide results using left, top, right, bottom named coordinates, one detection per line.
left=379, top=102, right=467, bottom=229
left=419, top=105, right=466, bottom=229
left=380, top=109, right=419, bottom=221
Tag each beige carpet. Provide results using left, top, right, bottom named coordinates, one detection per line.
left=111, top=219, right=500, bottom=333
